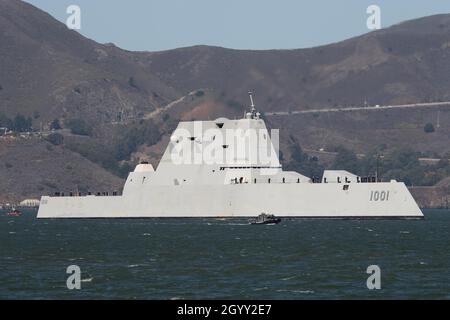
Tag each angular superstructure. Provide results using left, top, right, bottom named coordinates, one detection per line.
left=37, top=94, right=423, bottom=219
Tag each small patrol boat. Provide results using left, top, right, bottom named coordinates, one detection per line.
left=249, top=213, right=281, bottom=225
left=6, top=208, right=22, bottom=217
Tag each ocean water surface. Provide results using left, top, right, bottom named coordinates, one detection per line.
left=1, top=209, right=449, bottom=299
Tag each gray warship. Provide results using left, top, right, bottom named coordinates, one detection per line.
left=37, top=93, right=423, bottom=219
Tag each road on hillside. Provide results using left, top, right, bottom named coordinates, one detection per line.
left=109, top=89, right=202, bottom=125
left=265, top=101, right=450, bottom=116
left=143, top=89, right=200, bottom=120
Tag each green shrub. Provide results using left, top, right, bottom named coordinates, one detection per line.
left=46, top=133, right=64, bottom=145
left=12, top=114, right=32, bottom=132
left=0, top=113, right=13, bottom=129
left=128, top=77, right=138, bottom=89
left=424, top=123, right=435, bottom=133
left=50, top=119, right=62, bottom=130
left=114, top=120, right=161, bottom=161
left=226, top=100, right=242, bottom=111
left=286, top=142, right=324, bottom=179
left=66, top=119, right=93, bottom=136
left=64, top=138, right=133, bottom=178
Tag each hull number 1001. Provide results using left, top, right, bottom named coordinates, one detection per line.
left=370, top=190, right=390, bottom=201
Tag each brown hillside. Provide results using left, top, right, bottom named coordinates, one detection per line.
left=1, top=0, right=450, bottom=204
left=0, top=137, right=123, bottom=203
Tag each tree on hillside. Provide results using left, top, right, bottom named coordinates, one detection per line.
left=0, top=113, right=13, bottom=129
left=114, top=120, right=161, bottom=161
left=424, top=123, right=435, bottom=133
left=46, top=133, right=64, bottom=145
left=66, top=118, right=93, bottom=136
left=13, top=114, right=32, bottom=132
left=331, top=146, right=360, bottom=174
left=195, top=90, right=205, bottom=97
left=285, top=143, right=324, bottom=179
left=50, top=119, right=62, bottom=130
left=381, top=148, right=424, bottom=186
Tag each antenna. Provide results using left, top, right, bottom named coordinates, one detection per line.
left=437, top=110, right=441, bottom=129
left=245, top=91, right=260, bottom=119
left=376, top=155, right=379, bottom=183
left=248, top=91, right=255, bottom=109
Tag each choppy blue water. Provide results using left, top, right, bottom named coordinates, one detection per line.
left=1, top=209, right=449, bottom=299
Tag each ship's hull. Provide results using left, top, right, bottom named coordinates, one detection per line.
left=37, top=181, right=423, bottom=218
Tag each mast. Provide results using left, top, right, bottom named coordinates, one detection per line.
left=246, top=91, right=260, bottom=119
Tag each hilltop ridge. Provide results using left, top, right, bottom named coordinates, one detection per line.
left=1, top=0, right=450, bottom=205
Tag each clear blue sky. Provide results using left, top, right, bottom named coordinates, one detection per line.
left=25, top=0, right=450, bottom=51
